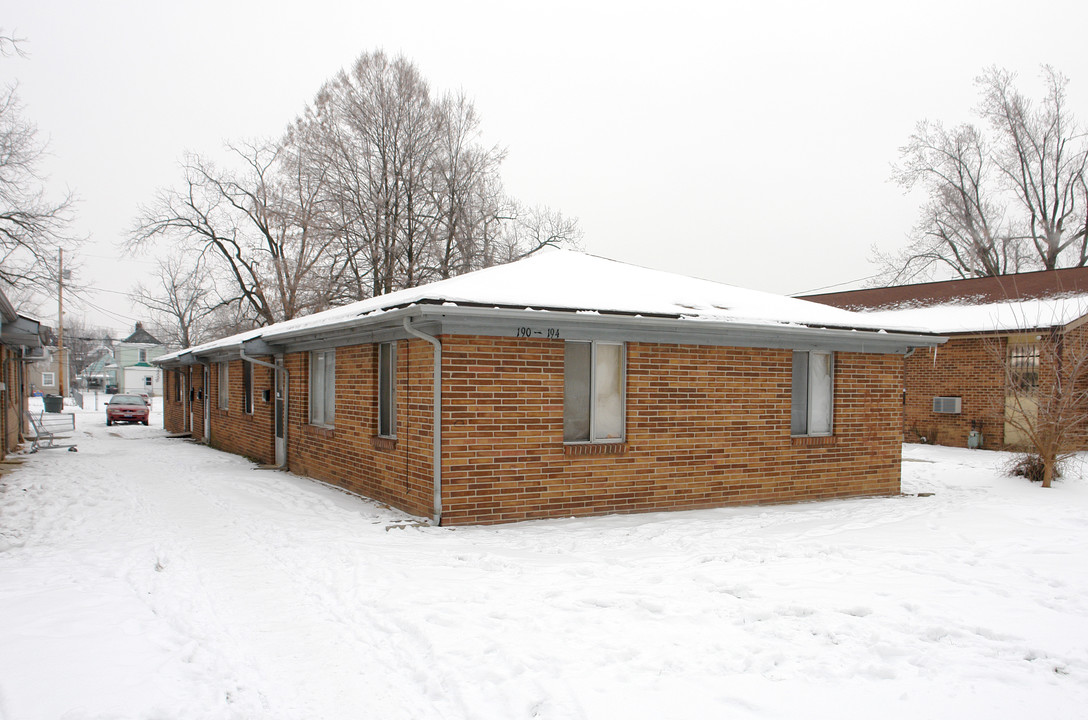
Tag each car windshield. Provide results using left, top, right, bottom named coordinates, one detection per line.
left=110, top=395, right=144, bottom=405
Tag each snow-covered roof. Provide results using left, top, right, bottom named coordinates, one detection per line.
left=121, top=322, right=162, bottom=345
left=159, top=251, right=938, bottom=362
left=853, top=294, right=1088, bottom=334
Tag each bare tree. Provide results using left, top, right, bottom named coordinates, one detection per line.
left=136, top=49, right=583, bottom=322
left=58, top=315, right=112, bottom=382
left=304, top=51, right=442, bottom=297
left=992, top=328, right=1088, bottom=488
left=881, top=66, right=1088, bottom=283
left=131, top=251, right=218, bottom=348
left=133, top=141, right=337, bottom=326
left=426, top=91, right=507, bottom=280
left=493, top=202, right=584, bottom=265
left=883, top=121, right=1023, bottom=283
left=979, top=66, right=1088, bottom=270
left=301, top=51, right=580, bottom=297
left=0, top=29, right=27, bottom=58
left=0, top=34, right=78, bottom=294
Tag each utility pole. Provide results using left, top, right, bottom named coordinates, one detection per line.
left=58, top=249, right=66, bottom=397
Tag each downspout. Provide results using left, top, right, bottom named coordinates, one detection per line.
left=239, top=347, right=290, bottom=470
left=902, top=347, right=915, bottom=408
left=403, top=316, right=442, bottom=526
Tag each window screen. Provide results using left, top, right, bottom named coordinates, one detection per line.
left=792, top=351, right=833, bottom=436
left=564, top=341, right=625, bottom=442
left=310, top=350, right=335, bottom=426
left=218, top=362, right=229, bottom=410
left=243, top=361, right=253, bottom=414
left=564, top=342, right=592, bottom=442
left=378, top=342, right=396, bottom=437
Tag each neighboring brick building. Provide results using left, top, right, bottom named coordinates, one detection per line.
left=803, top=268, right=1088, bottom=450
left=156, top=251, right=940, bottom=526
left=0, top=288, right=46, bottom=459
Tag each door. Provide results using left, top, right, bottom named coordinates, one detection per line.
left=274, top=356, right=286, bottom=466
left=1004, top=335, right=1039, bottom=448
left=203, top=364, right=211, bottom=442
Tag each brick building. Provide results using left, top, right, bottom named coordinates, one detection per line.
left=0, top=288, right=46, bottom=459
left=156, top=251, right=940, bottom=525
left=803, top=268, right=1088, bottom=450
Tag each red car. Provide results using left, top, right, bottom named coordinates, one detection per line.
left=106, top=394, right=149, bottom=426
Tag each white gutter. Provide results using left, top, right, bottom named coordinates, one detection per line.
left=402, top=316, right=442, bottom=526
left=239, top=346, right=290, bottom=471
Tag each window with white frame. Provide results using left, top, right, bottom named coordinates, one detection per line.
left=138, top=348, right=148, bottom=363
left=41, top=372, right=55, bottom=387
left=791, top=351, right=834, bottom=436
left=243, top=361, right=254, bottom=414
left=218, top=362, right=229, bottom=410
left=310, top=349, right=336, bottom=426
left=378, top=342, right=396, bottom=437
left=564, top=341, right=625, bottom=443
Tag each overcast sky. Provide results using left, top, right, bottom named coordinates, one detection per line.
left=5, top=0, right=1088, bottom=335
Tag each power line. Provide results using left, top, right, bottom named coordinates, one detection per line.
left=76, top=251, right=161, bottom=266
left=791, top=272, right=885, bottom=297
left=85, top=285, right=143, bottom=298
left=65, top=290, right=141, bottom=326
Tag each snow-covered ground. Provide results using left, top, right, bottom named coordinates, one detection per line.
left=2, top=398, right=1087, bottom=719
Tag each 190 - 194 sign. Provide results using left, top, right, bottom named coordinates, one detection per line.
left=515, top=327, right=561, bottom=339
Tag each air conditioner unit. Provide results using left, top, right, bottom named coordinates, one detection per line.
left=932, top=396, right=962, bottom=414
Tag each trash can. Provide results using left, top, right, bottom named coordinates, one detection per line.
left=43, top=394, right=63, bottom=413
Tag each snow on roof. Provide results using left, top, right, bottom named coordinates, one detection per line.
left=854, top=293, right=1088, bottom=334
left=161, top=250, right=933, bottom=361
left=121, top=322, right=162, bottom=345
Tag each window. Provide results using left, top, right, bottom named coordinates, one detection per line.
left=378, top=342, right=396, bottom=437
left=564, top=341, right=625, bottom=443
left=174, top=371, right=181, bottom=402
left=243, top=361, right=254, bottom=414
left=791, top=351, right=834, bottom=436
left=144, top=376, right=152, bottom=387
left=1009, top=342, right=1039, bottom=392
left=218, top=362, right=229, bottom=410
left=138, top=348, right=148, bottom=363
left=310, top=349, right=336, bottom=426
left=41, top=372, right=55, bottom=386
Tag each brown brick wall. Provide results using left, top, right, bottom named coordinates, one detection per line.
left=163, top=360, right=276, bottom=462
left=1060, top=324, right=1088, bottom=447
left=440, top=337, right=904, bottom=525
left=163, top=366, right=208, bottom=439
left=160, top=336, right=906, bottom=526
left=283, top=342, right=433, bottom=518
left=903, top=337, right=1007, bottom=449
left=164, top=369, right=185, bottom=433
left=1, top=344, right=21, bottom=457
left=205, top=358, right=276, bottom=464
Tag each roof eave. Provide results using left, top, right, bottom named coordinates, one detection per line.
left=156, top=304, right=944, bottom=365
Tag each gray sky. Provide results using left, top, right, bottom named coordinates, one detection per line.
left=5, top=0, right=1088, bottom=334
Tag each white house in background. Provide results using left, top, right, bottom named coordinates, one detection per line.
left=114, top=322, right=167, bottom=396
left=27, top=346, right=60, bottom=396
